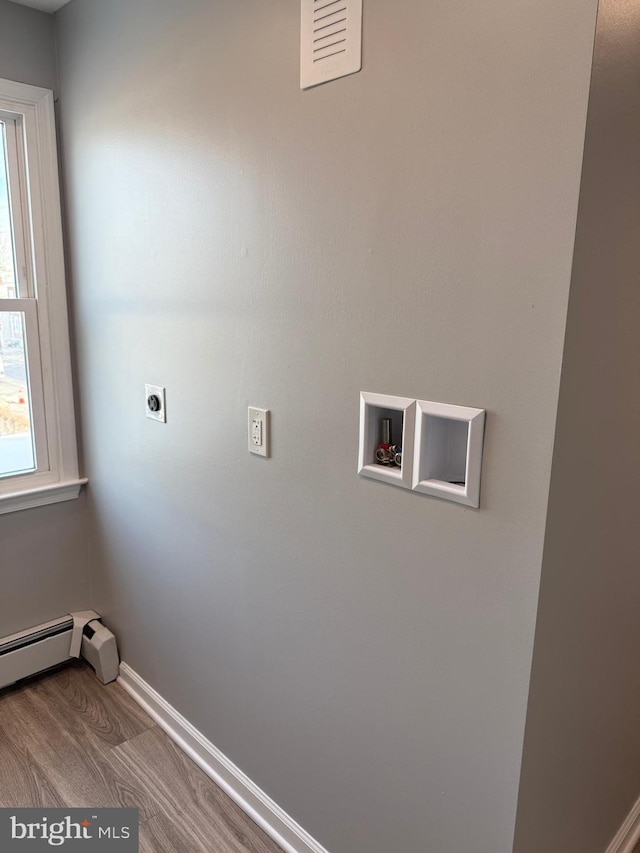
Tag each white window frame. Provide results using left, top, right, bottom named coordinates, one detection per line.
left=0, top=78, right=85, bottom=514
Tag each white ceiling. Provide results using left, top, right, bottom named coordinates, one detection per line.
left=9, top=0, right=70, bottom=13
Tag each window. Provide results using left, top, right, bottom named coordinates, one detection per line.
left=0, top=78, right=84, bottom=513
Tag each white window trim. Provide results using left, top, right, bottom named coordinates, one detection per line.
left=0, top=77, right=85, bottom=514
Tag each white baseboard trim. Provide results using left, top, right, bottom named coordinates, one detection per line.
left=117, top=662, right=330, bottom=853
left=605, top=794, right=640, bottom=853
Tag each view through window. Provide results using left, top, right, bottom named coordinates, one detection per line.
left=0, top=120, right=35, bottom=477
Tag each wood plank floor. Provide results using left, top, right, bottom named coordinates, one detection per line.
left=0, top=662, right=283, bottom=853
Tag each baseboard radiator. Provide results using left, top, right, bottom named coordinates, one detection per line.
left=0, top=610, right=119, bottom=690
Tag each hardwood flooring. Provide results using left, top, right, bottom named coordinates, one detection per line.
left=0, top=662, right=283, bottom=853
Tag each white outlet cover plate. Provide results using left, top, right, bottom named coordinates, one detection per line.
left=248, top=407, right=270, bottom=457
left=145, top=384, right=166, bottom=422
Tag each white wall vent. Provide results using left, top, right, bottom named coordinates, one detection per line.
left=300, top=0, right=362, bottom=89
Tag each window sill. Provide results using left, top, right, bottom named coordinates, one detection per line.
left=0, top=478, right=88, bottom=515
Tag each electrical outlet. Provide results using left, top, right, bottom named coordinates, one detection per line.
left=145, top=384, right=166, bottom=422
left=252, top=418, right=262, bottom=447
left=248, top=407, right=269, bottom=457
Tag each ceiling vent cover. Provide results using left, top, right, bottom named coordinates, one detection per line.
left=300, top=0, right=362, bottom=89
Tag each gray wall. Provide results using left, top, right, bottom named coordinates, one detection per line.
left=55, top=1, right=597, bottom=851
left=514, top=1, right=640, bottom=850
left=0, top=0, right=57, bottom=91
left=0, top=497, right=90, bottom=637
left=0, top=0, right=89, bottom=637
